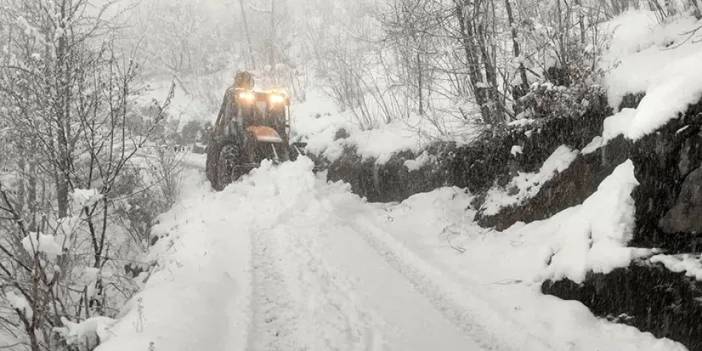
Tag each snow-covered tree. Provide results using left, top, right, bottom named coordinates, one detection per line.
left=0, top=1, right=174, bottom=349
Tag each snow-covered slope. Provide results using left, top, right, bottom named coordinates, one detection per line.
left=96, top=157, right=684, bottom=351
left=292, top=90, right=477, bottom=164
left=95, top=167, right=251, bottom=351
left=602, top=11, right=702, bottom=139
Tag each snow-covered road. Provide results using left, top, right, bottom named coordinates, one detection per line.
left=246, top=183, right=484, bottom=351
left=96, top=156, right=686, bottom=351
left=96, top=158, right=501, bottom=350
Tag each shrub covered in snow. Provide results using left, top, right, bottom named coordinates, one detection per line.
left=519, top=80, right=608, bottom=122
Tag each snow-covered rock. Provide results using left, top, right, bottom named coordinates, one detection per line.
left=651, top=254, right=702, bottom=280
left=481, top=145, right=579, bottom=216
left=540, top=160, right=650, bottom=282
left=603, top=11, right=702, bottom=140
left=404, top=151, right=434, bottom=171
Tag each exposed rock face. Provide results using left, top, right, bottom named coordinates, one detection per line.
left=324, top=148, right=446, bottom=202
left=542, top=99, right=702, bottom=351
left=660, top=166, right=702, bottom=235
left=321, top=105, right=610, bottom=203
left=477, top=136, right=633, bottom=230
left=542, top=260, right=702, bottom=351
left=618, top=92, right=646, bottom=110
left=474, top=92, right=643, bottom=231
left=478, top=99, right=702, bottom=250
left=630, top=100, right=702, bottom=251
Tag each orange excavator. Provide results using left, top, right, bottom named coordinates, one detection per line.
left=206, top=89, right=292, bottom=190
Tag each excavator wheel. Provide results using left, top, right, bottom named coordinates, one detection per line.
left=214, top=143, right=242, bottom=191
left=205, top=142, right=220, bottom=187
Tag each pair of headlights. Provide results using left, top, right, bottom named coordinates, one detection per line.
left=238, top=91, right=287, bottom=106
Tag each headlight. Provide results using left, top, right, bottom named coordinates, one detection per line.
left=238, top=91, right=255, bottom=104
left=269, top=94, right=286, bottom=105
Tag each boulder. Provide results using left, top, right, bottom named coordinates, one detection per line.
left=542, top=260, right=702, bottom=351
left=660, top=166, right=702, bottom=234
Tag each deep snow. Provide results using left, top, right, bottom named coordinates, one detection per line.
left=89, top=11, right=702, bottom=350
left=602, top=11, right=702, bottom=140
left=96, top=157, right=685, bottom=351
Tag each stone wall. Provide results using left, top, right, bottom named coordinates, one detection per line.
left=477, top=136, right=633, bottom=230
left=630, top=100, right=702, bottom=251
left=320, top=105, right=610, bottom=203
left=541, top=99, right=702, bottom=351
left=543, top=260, right=702, bottom=351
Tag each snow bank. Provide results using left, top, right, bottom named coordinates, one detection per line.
left=293, top=89, right=476, bottom=164
left=377, top=183, right=684, bottom=351
left=348, top=119, right=425, bottom=164
left=96, top=168, right=252, bottom=351
left=541, top=160, right=650, bottom=282
left=626, top=49, right=702, bottom=139
left=481, top=145, right=579, bottom=215
left=651, top=254, right=702, bottom=280
left=603, top=11, right=702, bottom=139
left=294, top=102, right=424, bottom=164
left=603, top=108, right=637, bottom=141
left=99, top=159, right=335, bottom=351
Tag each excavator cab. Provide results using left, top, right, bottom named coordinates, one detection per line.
left=207, top=89, right=292, bottom=191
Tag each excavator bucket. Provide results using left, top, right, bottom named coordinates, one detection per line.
left=246, top=126, right=283, bottom=143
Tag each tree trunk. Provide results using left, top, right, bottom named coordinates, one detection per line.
left=505, top=0, right=528, bottom=93
left=574, top=0, right=587, bottom=45
left=55, top=171, right=68, bottom=218
left=476, top=2, right=503, bottom=123
left=55, top=0, right=71, bottom=218
left=454, top=0, right=492, bottom=124
left=16, top=158, right=26, bottom=213
left=555, top=0, right=568, bottom=69
left=417, top=52, right=424, bottom=115
left=28, top=161, right=37, bottom=232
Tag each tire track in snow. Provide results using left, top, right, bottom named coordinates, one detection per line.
left=343, top=216, right=554, bottom=351
left=286, top=226, right=383, bottom=351
left=247, top=220, right=381, bottom=351
left=247, top=227, right=301, bottom=351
